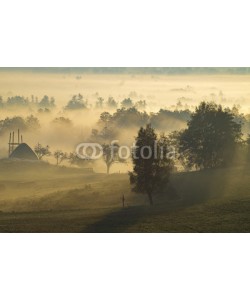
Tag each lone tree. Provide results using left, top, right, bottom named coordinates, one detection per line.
left=102, top=143, right=125, bottom=174
left=129, top=124, right=173, bottom=205
left=34, top=143, right=51, bottom=160
left=54, top=150, right=68, bottom=165
left=179, top=102, right=242, bottom=169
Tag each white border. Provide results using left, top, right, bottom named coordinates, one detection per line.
left=1, top=234, right=249, bottom=300
left=1, top=1, right=250, bottom=300
left=0, top=0, right=249, bottom=67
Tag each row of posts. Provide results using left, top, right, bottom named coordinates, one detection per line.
left=8, top=129, right=23, bottom=157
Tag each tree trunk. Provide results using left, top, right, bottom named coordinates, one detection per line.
left=107, top=164, right=110, bottom=174
left=147, top=191, right=153, bottom=205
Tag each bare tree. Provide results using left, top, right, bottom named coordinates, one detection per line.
left=34, top=143, right=51, bottom=160
left=54, top=150, right=68, bottom=165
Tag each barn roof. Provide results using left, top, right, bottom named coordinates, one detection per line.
left=9, top=143, right=38, bottom=160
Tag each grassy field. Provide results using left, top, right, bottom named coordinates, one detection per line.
left=1, top=160, right=250, bottom=232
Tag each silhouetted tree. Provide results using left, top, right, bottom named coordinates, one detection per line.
left=34, top=143, right=51, bottom=160
left=112, top=107, right=149, bottom=128
left=99, top=112, right=112, bottom=126
left=129, top=124, right=173, bottom=205
left=6, top=96, right=29, bottom=107
left=0, top=116, right=27, bottom=135
left=26, top=115, right=40, bottom=130
left=39, top=95, right=55, bottom=108
left=65, top=94, right=88, bottom=110
left=95, top=97, right=104, bottom=109
left=0, top=115, right=40, bottom=134
left=121, top=98, right=133, bottom=108
left=166, top=130, right=191, bottom=171
left=52, top=117, right=73, bottom=127
left=54, top=150, right=68, bottom=165
left=150, top=109, right=191, bottom=130
left=102, top=142, right=125, bottom=174
left=106, top=97, right=118, bottom=109
left=91, top=126, right=117, bottom=143
left=93, top=111, right=118, bottom=142
left=179, top=102, right=242, bottom=169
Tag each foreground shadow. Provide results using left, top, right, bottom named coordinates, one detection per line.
left=83, top=206, right=149, bottom=233
left=83, top=166, right=250, bottom=233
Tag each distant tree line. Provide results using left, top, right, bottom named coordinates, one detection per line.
left=0, top=93, right=149, bottom=112
left=0, top=95, right=56, bottom=110
left=64, top=94, right=147, bottom=111
left=0, top=115, right=40, bottom=135
left=91, top=106, right=191, bottom=143
left=0, top=115, right=74, bottom=136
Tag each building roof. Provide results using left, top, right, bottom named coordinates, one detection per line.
left=9, top=143, right=38, bottom=160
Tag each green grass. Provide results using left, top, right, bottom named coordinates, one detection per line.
left=1, top=160, right=250, bottom=232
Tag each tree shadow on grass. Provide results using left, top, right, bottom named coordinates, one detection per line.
left=82, top=175, right=216, bottom=233
left=83, top=206, right=151, bottom=233
left=83, top=167, right=249, bottom=233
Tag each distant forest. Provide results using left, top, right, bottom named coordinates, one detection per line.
left=1, top=67, right=250, bottom=75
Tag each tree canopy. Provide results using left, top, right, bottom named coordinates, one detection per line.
left=129, top=124, right=173, bottom=205
left=178, top=102, right=242, bottom=169
left=65, top=94, right=88, bottom=110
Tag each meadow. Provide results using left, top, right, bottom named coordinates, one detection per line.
left=0, top=160, right=250, bottom=232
